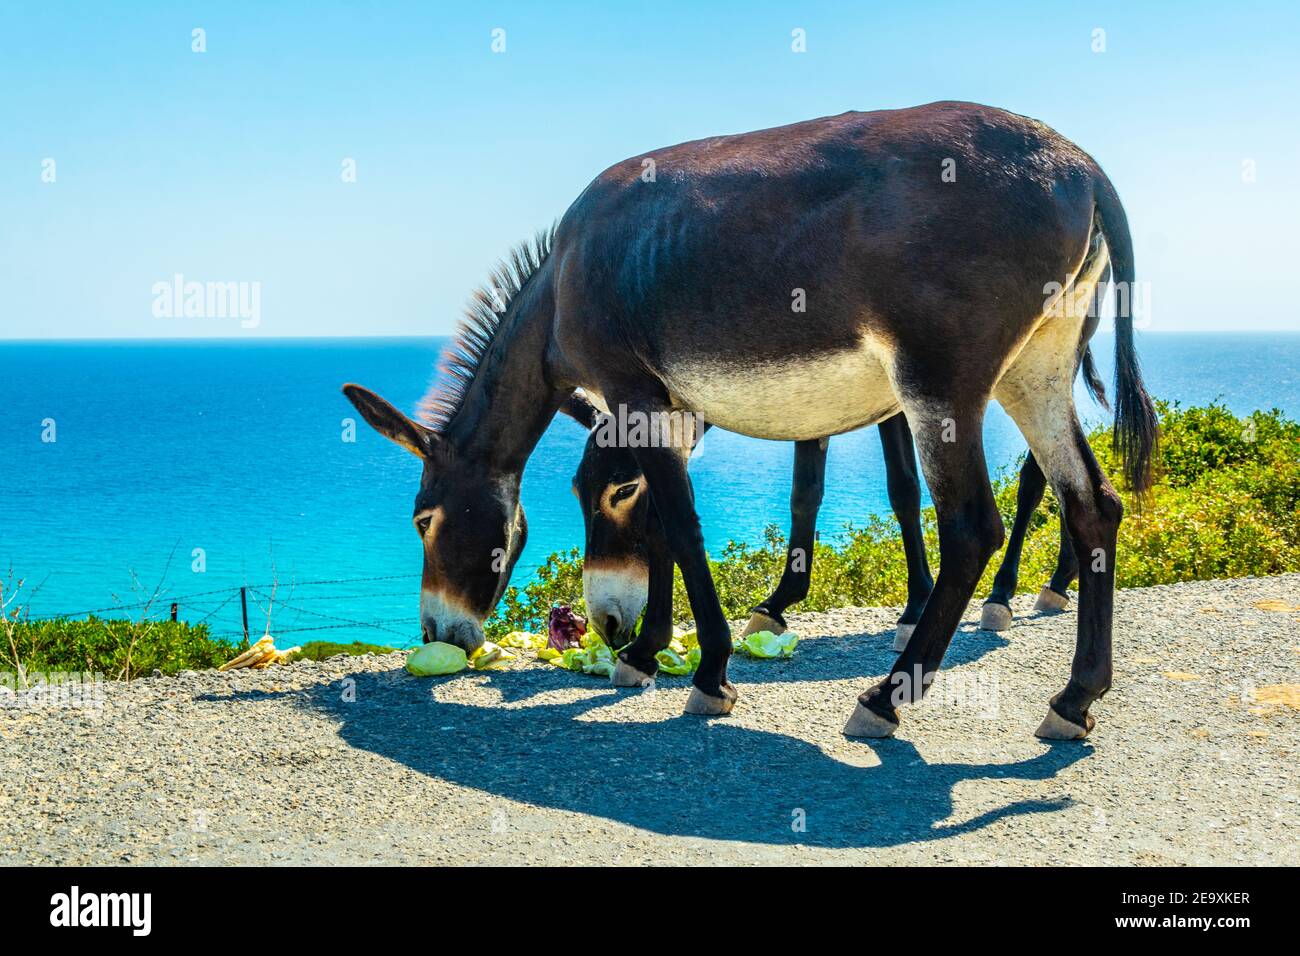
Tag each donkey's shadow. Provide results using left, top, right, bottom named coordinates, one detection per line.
left=229, top=648, right=1090, bottom=849
left=712, top=617, right=1016, bottom=688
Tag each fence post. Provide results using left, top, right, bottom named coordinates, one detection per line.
left=170, top=602, right=178, bottom=622
left=240, top=587, right=250, bottom=643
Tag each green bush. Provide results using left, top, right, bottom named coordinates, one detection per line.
left=487, top=547, right=586, bottom=636
left=2, top=617, right=244, bottom=682
left=0, top=623, right=402, bottom=683
left=486, top=402, right=1300, bottom=634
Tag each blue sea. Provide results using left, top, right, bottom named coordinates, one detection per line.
left=2, top=333, right=1297, bottom=648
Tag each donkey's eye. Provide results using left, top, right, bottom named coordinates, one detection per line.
left=415, top=516, right=432, bottom=536
left=610, top=482, right=639, bottom=506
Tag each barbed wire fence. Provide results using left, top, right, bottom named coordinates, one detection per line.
left=20, top=527, right=880, bottom=648
left=29, top=560, right=552, bottom=648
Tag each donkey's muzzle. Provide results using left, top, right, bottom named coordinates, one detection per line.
left=582, top=563, right=649, bottom=651
left=423, top=628, right=484, bottom=656
left=419, top=591, right=486, bottom=655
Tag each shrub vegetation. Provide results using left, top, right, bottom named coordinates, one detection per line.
left=485, top=401, right=1300, bottom=636
left=2, top=617, right=243, bottom=681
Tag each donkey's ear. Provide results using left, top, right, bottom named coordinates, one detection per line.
left=557, top=390, right=598, bottom=430
left=341, top=383, right=434, bottom=457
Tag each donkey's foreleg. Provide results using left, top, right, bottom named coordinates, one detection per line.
left=620, top=404, right=736, bottom=716
left=979, top=452, right=1047, bottom=631
left=878, top=413, right=935, bottom=650
left=846, top=409, right=1003, bottom=738
left=743, top=438, right=828, bottom=638
left=613, top=511, right=676, bottom=687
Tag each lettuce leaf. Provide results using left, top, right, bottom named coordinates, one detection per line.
left=734, top=630, right=799, bottom=659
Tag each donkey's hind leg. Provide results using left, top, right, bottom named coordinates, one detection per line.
left=878, top=413, right=935, bottom=650
left=980, top=452, right=1047, bottom=631
left=979, top=452, right=1082, bottom=630
left=743, top=438, right=828, bottom=637
left=998, top=369, right=1122, bottom=740
left=1033, top=520, right=1079, bottom=613
left=845, top=405, right=1004, bottom=737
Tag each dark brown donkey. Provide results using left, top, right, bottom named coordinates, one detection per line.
left=343, top=102, right=1156, bottom=740
left=559, top=402, right=934, bottom=652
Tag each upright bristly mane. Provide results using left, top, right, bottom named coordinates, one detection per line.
left=418, top=225, right=556, bottom=432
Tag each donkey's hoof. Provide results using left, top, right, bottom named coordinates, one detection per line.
left=1033, top=586, right=1070, bottom=613
left=979, top=601, right=1014, bottom=632
left=685, top=682, right=737, bottom=716
left=740, top=611, right=785, bottom=638
left=1034, top=705, right=1094, bottom=740
left=843, top=701, right=899, bottom=738
left=611, top=658, right=655, bottom=688
left=892, top=623, right=915, bottom=652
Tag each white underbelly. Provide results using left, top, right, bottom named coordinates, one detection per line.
left=661, top=335, right=901, bottom=441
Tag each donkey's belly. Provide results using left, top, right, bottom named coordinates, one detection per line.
left=662, top=337, right=900, bottom=441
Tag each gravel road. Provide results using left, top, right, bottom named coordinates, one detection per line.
left=3, top=575, right=1297, bottom=865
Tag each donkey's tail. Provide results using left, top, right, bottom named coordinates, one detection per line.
left=1094, top=174, right=1158, bottom=498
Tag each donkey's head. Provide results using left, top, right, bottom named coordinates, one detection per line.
left=560, top=393, right=653, bottom=650
left=342, top=384, right=527, bottom=655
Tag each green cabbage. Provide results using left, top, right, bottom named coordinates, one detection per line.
left=405, top=642, right=468, bottom=676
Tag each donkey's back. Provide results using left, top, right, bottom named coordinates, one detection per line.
left=552, top=101, right=1110, bottom=439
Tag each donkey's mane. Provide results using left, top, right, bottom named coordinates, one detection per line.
left=418, top=225, right=556, bottom=432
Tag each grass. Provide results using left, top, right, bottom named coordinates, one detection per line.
left=283, top=640, right=399, bottom=662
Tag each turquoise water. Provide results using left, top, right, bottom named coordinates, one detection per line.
left=1, top=333, right=1296, bottom=647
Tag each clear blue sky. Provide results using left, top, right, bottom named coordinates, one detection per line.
left=2, top=0, right=1297, bottom=338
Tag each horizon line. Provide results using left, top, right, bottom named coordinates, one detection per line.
left=2, top=328, right=1298, bottom=344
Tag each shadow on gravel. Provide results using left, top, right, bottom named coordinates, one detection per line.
left=210, top=643, right=1090, bottom=849
left=722, top=621, right=1012, bottom=687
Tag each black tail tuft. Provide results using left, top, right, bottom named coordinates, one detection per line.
left=1094, top=177, right=1158, bottom=501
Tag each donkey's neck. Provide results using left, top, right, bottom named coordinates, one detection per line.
left=441, top=264, right=562, bottom=473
